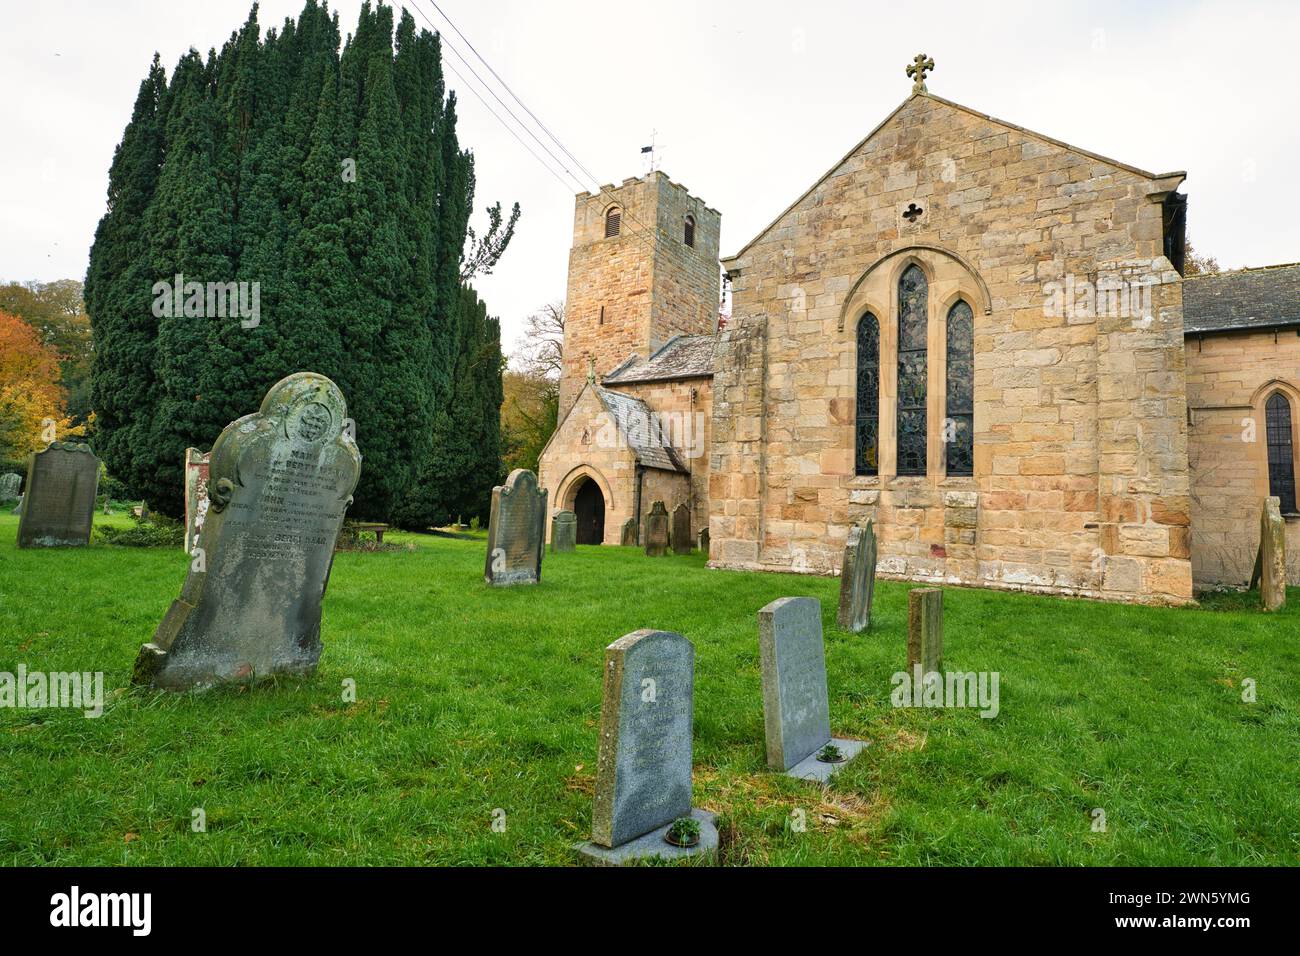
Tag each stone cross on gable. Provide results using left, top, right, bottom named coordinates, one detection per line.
left=907, top=53, right=935, bottom=94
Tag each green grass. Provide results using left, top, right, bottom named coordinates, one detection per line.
left=0, top=510, right=1297, bottom=866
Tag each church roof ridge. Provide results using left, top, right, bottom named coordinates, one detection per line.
left=1182, top=261, right=1300, bottom=281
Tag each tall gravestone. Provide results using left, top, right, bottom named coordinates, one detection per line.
left=619, top=516, right=638, bottom=547
left=907, top=588, right=944, bottom=675
left=1250, top=496, right=1287, bottom=611
left=184, top=447, right=211, bottom=554
left=551, top=509, right=576, bottom=553
left=698, top=526, right=710, bottom=556
left=578, top=629, right=717, bottom=864
left=133, top=373, right=362, bottom=690
left=759, top=597, right=867, bottom=781
left=0, top=473, right=21, bottom=503
left=644, top=501, right=670, bottom=557
left=836, top=520, right=877, bottom=632
left=484, top=469, right=547, bottom=586
left=672, top=503, right=692, bottom=555
left=16, top=443, right=99, bottom=548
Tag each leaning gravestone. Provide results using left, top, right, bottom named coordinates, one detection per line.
left=672, top=503, right=692, bottom=555
left=551, top=509, right=577, bottom=553
left=759, top=597, right=866, bottom=781
left=16, top=443, right=100, bottom=548
left=644, top=500, right=670, bottom=557
left=132, top=372, right=362, bottom=690
left=836, top=520, right=877, bottom=632
left=183, top=447, right=211, bottom=554
left=577, top=629, right=717, bottom=865
left=620, top=516, right=638, bottom=547
left=1249, top=496, right=1287, bottom=611
left=0, top=472, right=21, bottom=503
left=484, top=469, right=547, bottom=586
left=907, top=588, right=944, bottom=676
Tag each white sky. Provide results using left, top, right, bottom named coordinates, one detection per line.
left=2, top=0, right=1297, bottom=360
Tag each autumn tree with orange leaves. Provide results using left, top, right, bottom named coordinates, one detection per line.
left=0, top=310, right=84, bottom=472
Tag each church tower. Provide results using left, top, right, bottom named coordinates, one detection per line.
left=558, top=170, right=721, bottom=416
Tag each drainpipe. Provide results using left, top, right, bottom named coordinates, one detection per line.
left=633, top=463, right=644, bottom=545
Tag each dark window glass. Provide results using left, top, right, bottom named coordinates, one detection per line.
left=897, top=264, right=928, bottom=476
left=1266, top=392, right=1297, bottom=513
left=945, top=300, right=974, bottom=476
left=684, top=215, right=695, bottom=247
left=605, top=208, right=621, bottom=238
left=856, top=312, right=880, bottom=475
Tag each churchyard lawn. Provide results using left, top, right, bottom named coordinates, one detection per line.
left=0, top=511, right=1295, bottom=866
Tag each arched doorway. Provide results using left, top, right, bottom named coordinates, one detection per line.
left=573, top=478, right=605, bottom=545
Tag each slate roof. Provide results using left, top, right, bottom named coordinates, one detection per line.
left=602, top=334, right=716, bottom=384
left=1183, top=263, right=1300, bottom=335
left=593, top=387, right=686, bottom=472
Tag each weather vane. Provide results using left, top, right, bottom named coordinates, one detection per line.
left=907, top=53, right=934, bottom=94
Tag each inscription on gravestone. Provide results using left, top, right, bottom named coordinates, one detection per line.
left=551, top=509, right=577, bottom=553
left=484, top=469, right=547, bottom=586
left=16, top=443, right=100, bottom=548
left=836, top=520, right=877, bottom=632
left=672, top=502, right=692, bottom=555
left=133, top=372, right=362, bottom=690
left=644, top=501, right=669, bottom=557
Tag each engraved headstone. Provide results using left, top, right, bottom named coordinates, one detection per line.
left=183, top=447, right=211, bottom=554
left=836, top=520, right=878, bottom=632
left=0, top=472, right=21, bottom=503
left=16, top=443, right=99, bottom=548
left=672, top=502, right=692, bottom=555
left=620, top=516, right=638, bottom=547
left=132, top=373, right=362, bottom=690
left=484, top=469, right=547, bottom=586
left=578, top=629, right=717, bottom=864
left=759, top=597, right=867, bottom=781
left=644, top=500, right=669, bottom=557
left=551, top=509, right=577, bottom=553
left=907, top=588, right=943, bottom=675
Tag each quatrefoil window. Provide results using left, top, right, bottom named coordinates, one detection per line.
left=903, top=203, right=924, bottom=223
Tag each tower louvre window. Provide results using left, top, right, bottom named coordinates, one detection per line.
left=604, top=207, right=621, bottom=238
left=684, top=215, right=696, bottom=248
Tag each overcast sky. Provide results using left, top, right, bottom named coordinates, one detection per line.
left=2, top=0, right=1296, bottom=359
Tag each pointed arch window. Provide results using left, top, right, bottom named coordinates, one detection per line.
left=945, top=299, right=974, bottom=476
left=855, top=312, right=880, bottom=475
left=684, top=214, right=696, bottom=248
left=896, top=264, right=928, bottom=476
left=1266, top=392, right=1297, bottom=513
left=604, top=206, right=621, bottom=238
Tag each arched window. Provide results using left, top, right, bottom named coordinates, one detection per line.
left=896, top=264, right=928, bottom=476
left=855, top=312, right=880, bottom=475
left=1266, top=392, right=1297, bottom=513
left=683, top=215, right=696, bottom=248
left=945, top=300, right=974, bottom=476
left=604, top=206, right=621, bottom=238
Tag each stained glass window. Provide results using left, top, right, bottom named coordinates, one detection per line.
left=856, top=312, right=879, bottom=475
left=945, top=300, right=974, bottom=476
left=1266, top=392, right=1297, bottom=514
left=896, top=265, right=928, bottom=476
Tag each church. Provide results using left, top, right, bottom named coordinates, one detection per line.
left=538, top=58, right=1300, bottom=605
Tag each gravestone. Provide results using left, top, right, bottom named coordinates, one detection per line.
left=698, top=526, right=710, bottom=556
left=578, top=629, right=717, bottom=864
left=484, top=469, right=547, bottom=586
left=620, top=516, right=638, bottom=547
left=1249, top=496, right=1287, bottom=611
left=759, top=597, right=867, bottom=781
left=551, top=509, right=577, bottom=553
left=11, top=495, right=22, bottom=515
left=836, top=520, right=877, bottom=632
left=133, top=372, right=362, bottom=690
left=16, top=443, right=99, bottom=548
left=0, top=472, right=20, bottom=503
left=672, top=503, right=692, bottom=555
left=183, top=447, right=211, bottom=554
left=644, top=501, right=669, bottom=557
left=907, top=588, right=943, bottom=675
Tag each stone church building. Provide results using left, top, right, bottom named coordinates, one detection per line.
left=539, top=64, right=1299, bottom=605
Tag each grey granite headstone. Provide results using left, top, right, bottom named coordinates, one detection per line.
left=132, top=372, right=362, bottom=691
left=620, top=516, right=638, bottom=547
left=672, top=502, right=692, bottom=555
left=578, top=629, right=715, bottom=864
left=0, top=472, right=21, bottom=503
left=759, top=596, right=866, bottom=782
left=551, top=509, right=577, bottom=553
left=16, top=443, right=99, bottom=548
left=836, top=520, right=877, bottom=632
left=484, top=469, right=547, bottom=585
left=183, top=448, right=211, bottom=554
left=644, top=501, right=669, bottom=557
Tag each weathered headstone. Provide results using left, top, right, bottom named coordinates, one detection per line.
left=836, top=520, right=877, bottom=632
left=644, top=500, right=669, bottom=557
left=16, top=443, right=100, bottom=548
left=1252, top=496, right=1287, bottom=611
left=0, top=472, right=21, bottom=503
left=132, top=372, right=362, bottom=690
left=551, top=509, right=577, bottom=553
left=907, top=588, right=943, bottom=675
left=578, top=629, right=717, bottom=864
left=698, top=526, right=710, bottom=556
left=484, top=469, right=547, bottom=586
left=672, top=502, right=692, bottom=555
left=11, top=495, right=22, bottom=515
left=759, top=597, right=867, bottom=781
left=183, top=447, right=211, bottom=554
left=619, top=516, right=638, bottom=547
